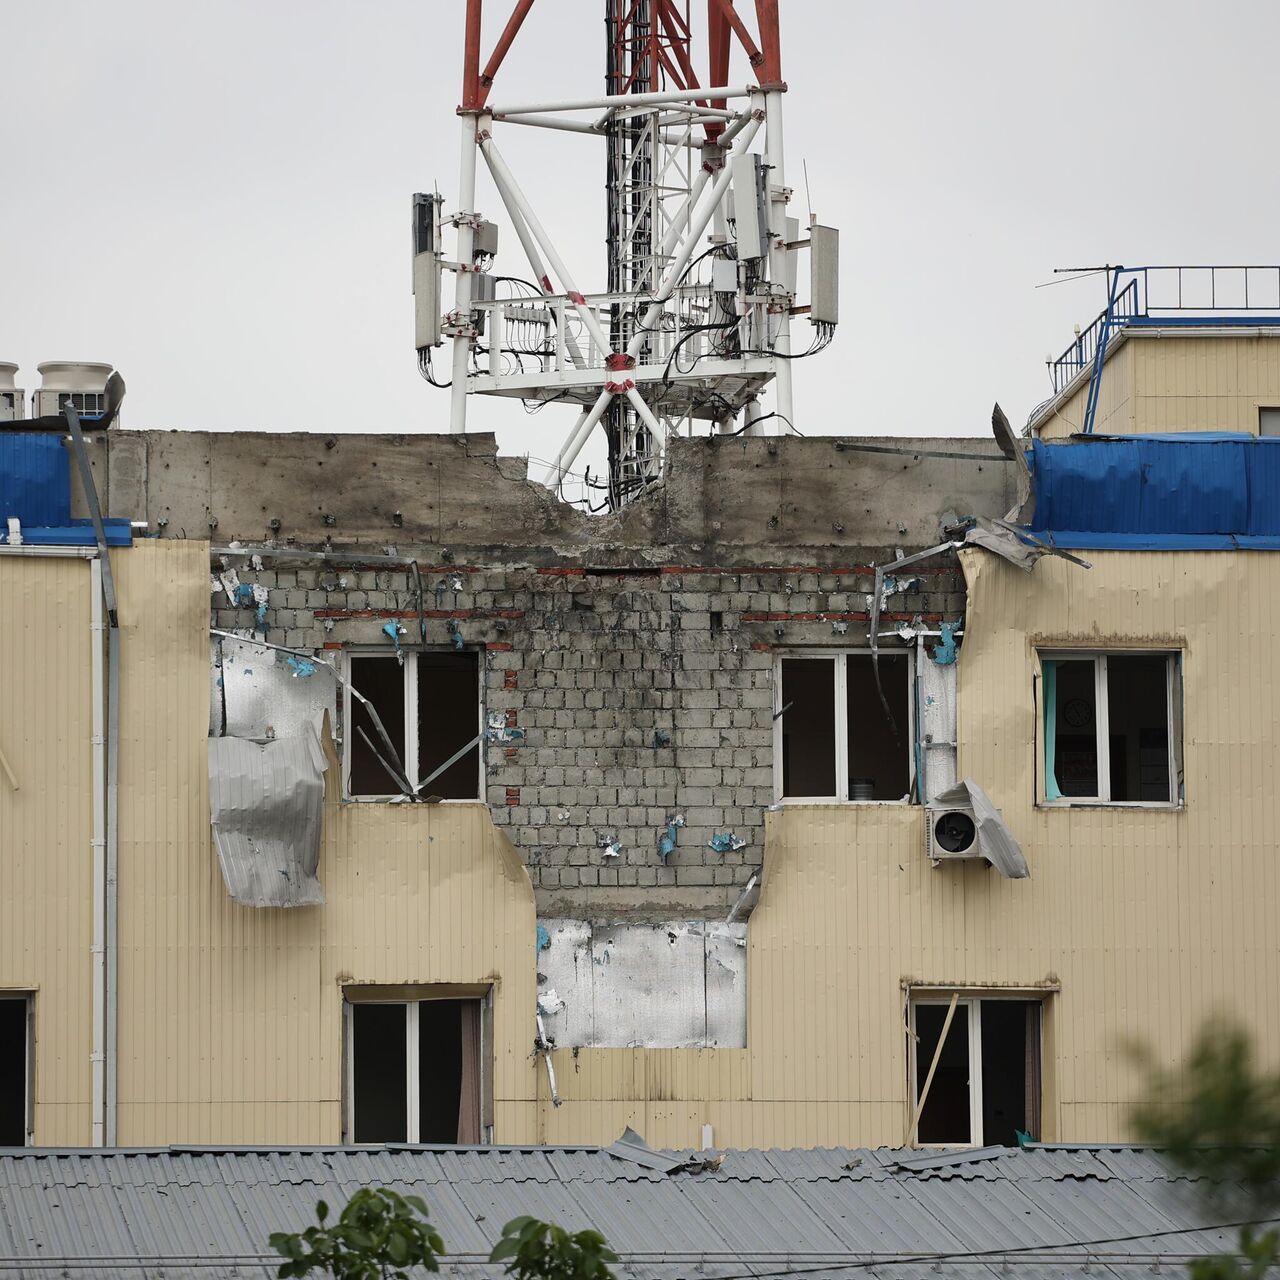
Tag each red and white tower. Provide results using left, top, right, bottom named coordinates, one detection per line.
left=413, top=1, right=838, bottom=508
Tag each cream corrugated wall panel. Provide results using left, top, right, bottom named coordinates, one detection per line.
left=0, top=553, right=95, bottom=1145
left=17, top=537, right=1277, bottom=1150
left=111, top=541, right=539, bottom=1145
left=957, top=549, right=1280, bottom=1138
left=1129, top=335, right=1280, bottom=432
left=1036, top=342, right=1133, bottom=440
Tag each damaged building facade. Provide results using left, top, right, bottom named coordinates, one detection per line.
left=3, top=277, right=1280, bottom=1150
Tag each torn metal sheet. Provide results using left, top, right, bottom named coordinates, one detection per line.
left=917, top=645, right=957, bottom=803
left=962, top=516, right=1042, bottom=571
left=604, top=1126, right=684, bottom=1173
left=933, top=778, right=1030, bottom=880
left=536, top=919, right=747, bottom=1048
left=991, top=402, right=1032, bottom=521
left=210, top=638, right=337, bottom=741
left=208, top=725, right=328, bottom=907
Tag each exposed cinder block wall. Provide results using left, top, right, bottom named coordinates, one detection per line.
left=125, top=430, right=1006, bottom=920
left=210, top=561, right=967, bottom=918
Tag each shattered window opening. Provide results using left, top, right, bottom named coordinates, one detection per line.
left=1041, top=651, right=1179, bottom=806
left=343, top=649, right=482, bottom=800
left=911, top=996, right=1042, bottom=1149
left=0, top=995, right=31, bottom=1146
left=346, top=994, right=484, bottom=1145
left=776, top=651, right=913, bottom=803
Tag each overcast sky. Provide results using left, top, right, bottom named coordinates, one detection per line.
left=4, top=1, right=1280, bottom=490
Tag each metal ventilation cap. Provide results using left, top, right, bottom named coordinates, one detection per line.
left=0, top=363, right=18, bottom=389
left=36, top=360, right=113, bottom=391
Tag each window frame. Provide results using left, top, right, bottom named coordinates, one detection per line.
left=1038, top=648, right=1181, bottom=809
left=907, top=992, right=1044, bottom=1150
left=772, top=648, right=916, bottom=805
left=342, top=986, right=492, bottom=1145
left=0, top=992, right=34, bottom=1147
left=340, top=647, right=485, bottom=802
left=1258, top=404, right=1280, bottom=437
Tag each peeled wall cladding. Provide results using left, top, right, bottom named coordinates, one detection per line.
left=108, top=541, right=541, bottom=1145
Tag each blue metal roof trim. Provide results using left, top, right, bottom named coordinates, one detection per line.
left=1028, top=435, right=1280, bottom=549
left=0, top=520, right=133, bottom=547
left=0, top=432, right=71, bottom=527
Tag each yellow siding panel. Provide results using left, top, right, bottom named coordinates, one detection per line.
left=11, top=538, right=1278, bottom=1151
left=108, top=541, right=539, bottom=1145
left=0, top=552, right=95, bottom=1146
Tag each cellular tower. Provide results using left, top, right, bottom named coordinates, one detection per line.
left=413, top=1, right=839, bottom=509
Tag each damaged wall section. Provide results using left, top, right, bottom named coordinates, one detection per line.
left=536, top=919, right=746, bottom=1048
left=116, top=431, right=1010, bottom=920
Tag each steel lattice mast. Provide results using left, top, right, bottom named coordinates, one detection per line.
left=413, top=0, right=837, bottom=508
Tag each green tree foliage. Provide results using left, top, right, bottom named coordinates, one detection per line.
left=270, top=1189, right=617, bottom=1280
left=269, top=1188, right=445, bottom=1279
left=1131, top=1018, right=1280, bottom=1278
left=488, top=1216, right=618, bottom=1280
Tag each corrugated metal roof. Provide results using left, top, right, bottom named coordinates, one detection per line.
left=0, top=1144, right=1265, bottom=1277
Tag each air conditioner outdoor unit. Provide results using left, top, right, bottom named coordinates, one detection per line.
left=925, top=803, right=981, bottom=863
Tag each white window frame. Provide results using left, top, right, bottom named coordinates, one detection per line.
left=1039, top=649, right=1179, bottom=808
left=341, top=648, right=485, bottom=802
left=0, top=992, right=33, bottom=1147
left=772, top=648, right=916, bottom=804
left=908, top=994, right=1043, bottom=1149
left=342, top=993, right=490, bottom=1145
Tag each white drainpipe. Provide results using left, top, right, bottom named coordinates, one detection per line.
left=89, top=555, right=107, bottom=1146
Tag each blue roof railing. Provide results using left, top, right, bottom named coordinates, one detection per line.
left=1046, top=266, right=1280, bottom=429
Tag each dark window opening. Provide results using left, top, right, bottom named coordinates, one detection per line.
left=351, top=1002, right=407, bottom=1143
left=1106, top=655, right=1170, bottom=802
left=915, top=1003, right=970, bottom=1145
left=419, top=1000, right=482, bottom=1144
left=349, top=656, right=407, bottom=796
left=0, top=998, right=29, bottom=1147
left=418, top=652, right=480, bottom=799
left=980, top=1001, right=1039, bottom=1147
left=1046, top=653, right=1175, bottom=803
left=781, top=658, right=836, bottom=796
left=847, top=654, right=909, bottom=801
left=914, top=999, right=1041, bottom=1148
left=1051, top=658, right=1097, bottom=797
left=349, top=998, right=482, bottom=1144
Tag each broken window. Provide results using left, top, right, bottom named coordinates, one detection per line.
left=777, top=652, right=912, bottom=801
left=0, top=995, right=31, bottom=1146
left=346, top=994, right=484, bottom=1144
left=345, top=650, right=482, bottom=799
left=911, top=997, right=1042, bottom=1148
left=1041, top=651, right=1179, bottom=804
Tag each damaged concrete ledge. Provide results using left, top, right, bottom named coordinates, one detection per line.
left=81, top=430, right=1015, bottom=555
